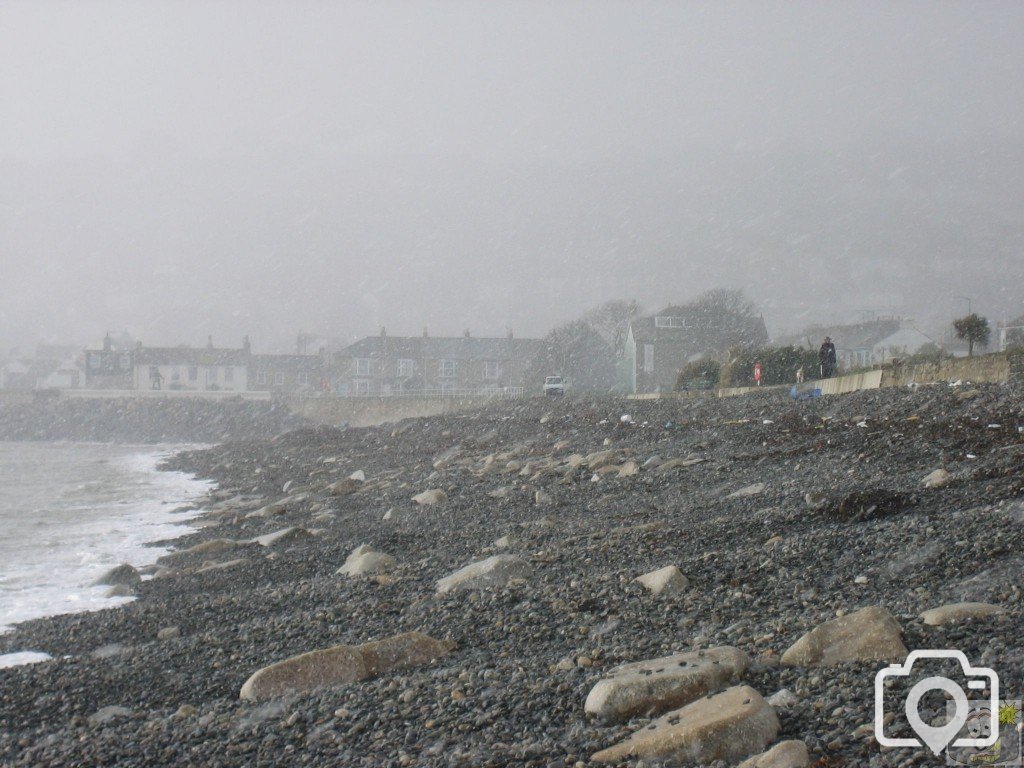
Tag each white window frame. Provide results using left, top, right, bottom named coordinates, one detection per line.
left=654, top=316, right=686, bottom=328
left=256, top=371, right=267, bottom=385
left=297, top=371, right=309, bottom=386
left=397, top=358, right=414, bottom=378
left=354, top=379, right=371, bottom=396
left=354, top=358, right=371, bottom=376
left=483, top=360, right=500, bottom=379
left=439, top=359, right=457, bottom=378
left=274, top=372, right=285, bottom=386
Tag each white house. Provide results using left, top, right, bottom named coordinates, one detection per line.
left=132, top=342, right=249, bottom=392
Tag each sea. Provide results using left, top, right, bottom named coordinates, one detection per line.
left=0, top=441, right=211, bottom=666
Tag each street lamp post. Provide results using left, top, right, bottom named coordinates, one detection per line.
left=954, top=295, right=973, bottom=315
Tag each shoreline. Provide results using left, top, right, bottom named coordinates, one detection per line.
left=1, top=384, right=1022, bottom=766
left=0, top=443, right=212, bottom=638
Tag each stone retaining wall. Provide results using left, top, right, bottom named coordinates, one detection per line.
left=283, top=394, right=500, bottom=428
left=881, top=353, right=1010, bottom=387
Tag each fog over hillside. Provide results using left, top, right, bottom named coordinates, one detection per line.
left=1, top=1, right=1022, bottom=350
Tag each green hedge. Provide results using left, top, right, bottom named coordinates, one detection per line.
left=721, top=346, right=821, bottom=387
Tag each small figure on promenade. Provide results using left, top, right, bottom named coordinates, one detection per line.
left=795, top=365, right=805, bottom=384
left=819, top=336, right=837, bottom=379
left=753, top=360, right=763, bottom=387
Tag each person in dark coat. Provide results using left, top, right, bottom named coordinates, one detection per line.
left=819, top=336, right=837, bottom=378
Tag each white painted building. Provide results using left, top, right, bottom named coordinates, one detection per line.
left=132, top=342, right=249, bottom=392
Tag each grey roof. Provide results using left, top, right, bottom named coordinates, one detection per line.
left=337, top=335, right=542, bottom=361
left=135, top=346, right=249, bottom=366
left=784, top=320, right=902, bottom=351
left=250, top=353, right=324, bottom=371
left=630, top=307, right=768, bottom=350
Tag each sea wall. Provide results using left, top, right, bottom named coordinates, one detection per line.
left=0, top=395, right=304, bottom=443
left=881, top=353, right=1010, bottom=387
left=283, top=394, right=502, bottom=428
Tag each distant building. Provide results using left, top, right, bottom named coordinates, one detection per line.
left=132, top=337, right=250, bottom=392
left=249, top=353, right=329, bottom=393
left=998, top=315, right=1024, bottom=351
left=624, top=306, right=769, bottom=393
left=84, top=334, right=135, bottom=389
left=1, top=341, right=86, bottom=391
left=332, top=329, right=541, bottom=396
left=1, top=356, right=84, bottom=390
left=782, top=318, right=936, bottom=370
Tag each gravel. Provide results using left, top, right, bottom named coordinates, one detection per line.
left=1, top=382, right=1022, bottom=766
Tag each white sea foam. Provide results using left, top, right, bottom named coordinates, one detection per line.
left=0, top=442, right=211, bottom=639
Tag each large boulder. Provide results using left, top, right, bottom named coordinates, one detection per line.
left=435, top=555, right=531, bottom=594
left=239, top=632, right=452, bottom=702
left=919, top=602, right=1005, bottom=626
left=591, top=685, right=779, bottom=764
left=921, top=469, right=953, bottom=489
left=585, top=646, right=750, bottom=722
left=781, top=606, right=907, bottom=667
left=727, top=483, right=766, bottom=499
left=251, top=527, right=313, bottom=548
left=412, top=489, right=447, bottom=505
left=737, top=740, right=810, bottom=768
left=94, top=564, right=141, bottom=587
left=327, top=478, right=362, bottom=496
left=634, top=565, right=689, bottom=597
left=337, top=545, right=397, bottom=577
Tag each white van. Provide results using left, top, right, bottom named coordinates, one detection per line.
left=543, top=375, right=566, bottom=396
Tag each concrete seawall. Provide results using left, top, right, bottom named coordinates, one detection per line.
left=283, top=394, right=506, bottom=428
left=628, top=352, right=1014, bottom=402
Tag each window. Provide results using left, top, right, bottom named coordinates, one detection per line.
left=119, top=354, right=131, bottom=370
left=274, top=372, right=285, bottom=386
left=439, top=359, right=457, bottom=378
left=224, top=366, right=234, bottom=383
left=397, top=358, right=414, bottom=378
left=354, top=379, right=370, bottom=395
left=206, top=367, right=216, bottom=384
left=256, top=371, right=267, bottom=385
left=88, top=353, right=101, bottom=370
left=654, top=316, right=687, bottom=328
left=171, top=367, right=181, bottom=381
left=188, top=366, right=198, bottom=381
left=483, top=360, right=500, bottom=379
left=354, top=358, right=371, bottom=376
left=643, top=344, right=654, bottom=373
left=297, top=371, right=309, bottom=386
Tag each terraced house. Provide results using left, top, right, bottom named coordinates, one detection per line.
left=333, top=329, right=541, bottom=396
left=132, top=337, right=250, bottom=392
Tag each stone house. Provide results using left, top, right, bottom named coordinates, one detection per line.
left=623, top=306, right=769, bottom=393
left=249, top=353, right=329, bottom=393
left=332, top=329, right=541, bottom=396
left=84, top=334, right=136, bottom=389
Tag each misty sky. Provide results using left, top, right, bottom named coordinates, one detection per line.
left=2, top=1, right=1022, bottom=353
